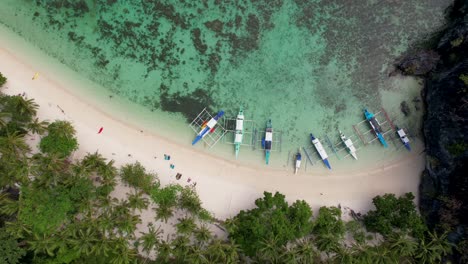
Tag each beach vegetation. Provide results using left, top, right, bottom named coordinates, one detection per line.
left=0, top=72, right=6, bottom=87
left=0, top=227, right=26, bottom=264
left=39, top=120, right=78, bottom=157
left=0, top=79, right=456, bottom=263
left=363, top=192, right=427, bottom=238
left=120, top=161, right=158, bottom=193
left=225, top=191, right=313, bottom=257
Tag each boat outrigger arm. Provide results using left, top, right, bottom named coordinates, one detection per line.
left=192, top=110, right=225, bottom=145
left=310, top=133, right=332, bottom=169
left=234, top=109, right=244, bottom=158
left=364, top=109, right=388, bottom=148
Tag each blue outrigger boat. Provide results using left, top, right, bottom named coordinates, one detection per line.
left=396, top=126, right=411, bottom=151
left=192, top=111, right=225, bottom=145
left=310, top=133, right=332, bottom=170
left=364, top=109, right=388, bottom=148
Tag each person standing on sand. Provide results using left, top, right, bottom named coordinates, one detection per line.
left=98, top=127, right=104, bottom=134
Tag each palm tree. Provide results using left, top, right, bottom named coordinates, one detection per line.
left=367, top=244, right=398, bottom=264
left=415, top=230, right=452, bottom=263
left=0, top=192, right=19, bottom=216
left=26, top=118, right=49, bottom=135
left=70, top=226, right=100, bottom=256
left=256, top=235, right=282, bottom=263
left=0, top=110, right=11, bottom=128
left=109, top=237, right=137, bottom=264
left=10, top=96, right=39, bottom=118
left=31, top=153, right=68, bottom=188
left=28, top=233, right=61, bottom=256
left=0, top=131, right=30, bottom=157
left=154, top=204, right=174, bottom=223
left=127, top=190, right=149, bottom=212
left=294, top=237, right=320, bottom=264
left=187, top=243, right=210, bottom=264
left=331, top=245, right=356, bottom=264
left=139, top=223, right=163, bottom=256
left=194, top=224, right=212, bottom=245
left=155, top=238, right=173, bottom=263
left=82, top=151, right=107, bottom=171
left=386, top=231, right=418, bottom=261
left=204, top=239, right=241, bottom=264
left=314, top=234, right=340, bottom=255
left=175, top=217, right=197, bottom=235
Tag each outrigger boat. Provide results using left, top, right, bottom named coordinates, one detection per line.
left=310, top=133, right=332, bottom=169
left=396, top=126, right=411, bottom=151
left=295, top=151, right=302, bottom=174
left=192, top=110, right=225, bottom=145
left=234, top=108, right=244, bottom=158
left=339, top=130, right=358, bottom=160
left=264, top=120, right=273, bottom=165
left=364, top=109, right=388, bottom=148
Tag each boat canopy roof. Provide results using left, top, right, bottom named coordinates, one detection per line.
left=265, top=131, right=273, bottom=141
left=312, top=138, right=329, bottom=159
left=236, top=119, right=244, bottom=130
left=206, top=118, right=218, bottom=128
left=234, top=132, right=243, bottom=143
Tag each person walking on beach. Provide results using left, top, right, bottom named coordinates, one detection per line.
left=98, top=127, right=104, bottom=134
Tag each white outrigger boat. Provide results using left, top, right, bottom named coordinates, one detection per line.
left=295, top=151, right=302, bottom=174
left=234, top=108, right=244, bottom=158
left=310, top=133, right=331, bottom=169
left=396, top=126, right=411, bottom=151
left=339, top=130, right=358, bottom=160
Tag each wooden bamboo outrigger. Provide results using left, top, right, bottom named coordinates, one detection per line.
left=325, top=134, right=341, bottom=160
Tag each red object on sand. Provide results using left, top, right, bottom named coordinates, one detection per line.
left=98, top=127, right=104, bottom=134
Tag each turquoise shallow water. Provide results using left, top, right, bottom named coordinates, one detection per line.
left=0, top=0, right=449, bottom=168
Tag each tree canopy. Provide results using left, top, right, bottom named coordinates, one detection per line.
left=364, top=193, right=427, bottom=238
left=39, top=120, right=78, bottom=157
left=226, top=191, right=313, bottom=256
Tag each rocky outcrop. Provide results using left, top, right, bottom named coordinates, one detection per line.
left=406, top=0, right=468, bottom=261
left=396, top=50, right=440, bottom=75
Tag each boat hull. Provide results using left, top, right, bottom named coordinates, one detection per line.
left=310, top=133, right=332, bottom=170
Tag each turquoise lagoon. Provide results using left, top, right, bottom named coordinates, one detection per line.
left=0, top=0, right=449, bottom=169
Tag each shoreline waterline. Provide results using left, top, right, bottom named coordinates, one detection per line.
left=1, top=24, right=425, bottom=218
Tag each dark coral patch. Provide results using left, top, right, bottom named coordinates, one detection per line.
left=160, top=86, right=214, bottom=122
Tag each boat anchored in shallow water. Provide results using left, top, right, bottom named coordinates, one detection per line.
left=264, top=120, right=273, bottom=165
left=310, top=133, right=332, bottom=169
left=295, top=151, right=302, bottom=174
left=234, top=108, right=244, bottom=158
left=396, top=126, right=411, bottom=151
left=192, top=110, right=225, bottom=145
left=339, top=130, right=358, bottom=160
left=364, top=109, right=388, bottom=148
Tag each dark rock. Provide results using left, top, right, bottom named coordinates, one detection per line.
left=396, top=50, right=440, bottom=76
left=204, top=19, right=224, bottom=34
left=396, top=1, right=468, bottom=261
left=400, top=100, right=411, bottom=116
left=191, top=28, right=208, bottom=54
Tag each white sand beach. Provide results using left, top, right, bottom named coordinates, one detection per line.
left=0, top=30, right=425, bottom=220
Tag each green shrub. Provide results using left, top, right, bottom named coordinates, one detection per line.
left=0, top=72, right=6, bottom=87
left=39, top=120, right=78, bottom=157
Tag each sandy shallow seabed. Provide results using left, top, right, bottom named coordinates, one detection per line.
left=0, top=30, right=425, bottom=220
